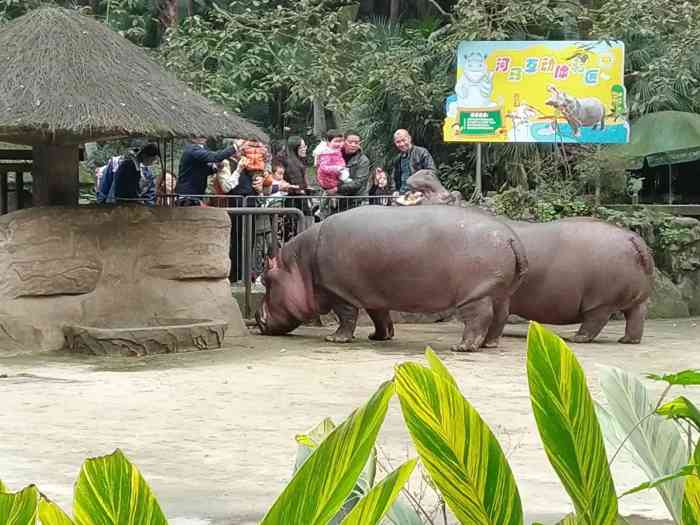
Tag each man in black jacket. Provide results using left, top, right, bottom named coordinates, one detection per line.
left=390, top=129, right=435, bottom=194
left=336, top=130, right=371, bottom=213
left=175, top=137, right=237, bottom=206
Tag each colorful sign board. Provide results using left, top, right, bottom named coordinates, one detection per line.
left=443, top=40, right=629, bottom=144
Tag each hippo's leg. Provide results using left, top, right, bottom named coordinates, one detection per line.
left=325, top=300, right=358, bottom=343
left=568, top=306, right=612, bottom=343
left=483, top=299, right=510, bottom=348
left=451, top=297, right=493, bottom=352
left=367, top=309, right=394, bottom=341
left=619, top=302, right=646, bottom=344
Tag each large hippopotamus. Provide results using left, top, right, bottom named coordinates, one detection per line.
left=404, top=170, right=655, bottom=343
left=255, top=205, right=528, bottom=351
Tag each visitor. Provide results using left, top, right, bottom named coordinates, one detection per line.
left=156, top=171, right=176, bottom=206
left=368, top=167, right=392, bottom=205
left=390, top=129, right=435, bottom=194
left=96, top=141, right=160, bottom=206
left=337, top=130, right=371, bottom=212
left=174, top=137, right=237, bottom=206
left=314, top=129, right=349, bottom=217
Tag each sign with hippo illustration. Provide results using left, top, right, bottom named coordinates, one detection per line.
left=443, top=40, right=629, bottom=144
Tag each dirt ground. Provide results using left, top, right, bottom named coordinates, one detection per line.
left=1, top=317, right=697, bottom=524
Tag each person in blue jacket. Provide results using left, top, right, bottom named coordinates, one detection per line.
left=96, top=141, right=160, bottom=205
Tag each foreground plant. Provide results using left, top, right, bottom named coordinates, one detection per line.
left=4, top=322, right=700, bottom=524
left=0, top=449, right=166, bottom=525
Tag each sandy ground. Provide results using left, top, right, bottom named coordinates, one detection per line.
left=1, top=317, right=697, bottom=524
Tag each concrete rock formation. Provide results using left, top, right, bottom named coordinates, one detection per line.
left=63, top=319, right=228, bottom=356
left=0, top=206, right=247, bottom=353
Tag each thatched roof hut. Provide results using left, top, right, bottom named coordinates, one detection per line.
left=0, top=6, right=268, bottom=205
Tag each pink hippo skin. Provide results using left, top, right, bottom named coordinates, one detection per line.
left=404, top=170, right=655, bottom=343
left=255, top=205, right=528, bottom=351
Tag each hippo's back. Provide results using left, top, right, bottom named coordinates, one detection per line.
left=313, top=205, right=524, bottom=312
left=508, top=217, right=654, bottom=323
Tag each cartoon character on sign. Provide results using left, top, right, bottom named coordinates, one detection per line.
left=544, top=85, right=606, bottom=137
left=447, top=51, right=497, bottom=117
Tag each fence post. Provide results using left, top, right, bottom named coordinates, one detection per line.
left=0, top=169, right=7, bottom=215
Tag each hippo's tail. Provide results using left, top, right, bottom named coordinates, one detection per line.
left=629, top=234, right=655, bottom=276
left=508, top=235, right=529, bottom=294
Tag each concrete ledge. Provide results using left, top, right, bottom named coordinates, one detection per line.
left=63, top=318, right=227, bottom=357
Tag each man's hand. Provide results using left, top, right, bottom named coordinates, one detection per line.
left=326, top=188, right=338, bottom=195
left=252, top=176, right=264, bottom=193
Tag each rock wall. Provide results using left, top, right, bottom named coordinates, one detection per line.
left=0, top=206, right=247, bottom=353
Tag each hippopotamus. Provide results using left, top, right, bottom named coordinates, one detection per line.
left=404, top=170, right=655, bottom=343
left=255, top=205, right=528, bottom=351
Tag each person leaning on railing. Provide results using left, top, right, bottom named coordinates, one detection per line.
left=174, top=136, right=237, bottom=207
left=336, top=130, right=371, bottom=212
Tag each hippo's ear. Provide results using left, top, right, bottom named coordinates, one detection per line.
left=265, top=255, right=279, bottom=272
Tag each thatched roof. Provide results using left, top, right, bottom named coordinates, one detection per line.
left=0, top=7, right=268, bottom=145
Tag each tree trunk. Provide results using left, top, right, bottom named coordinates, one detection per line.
left=313, top=97, right=327, bottom=139
left=390, top=0, right=400, bottom=20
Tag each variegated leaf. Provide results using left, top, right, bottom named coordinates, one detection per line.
left=598, top=366, right=686, bottom=523
left=527, top=322, right=618, bottom=525
left=73, top=449, right=168, bottom=525
left=395, top=353, right=523, bottom=525
left=339, top=459, right=417, bottom=525
left=0, top=484, right=38, bottom=525
left=39, top=498, right=75, bottom=525
left=261, top=381, right=394, bottom=525
left=683, top=441, right=700, bottom=524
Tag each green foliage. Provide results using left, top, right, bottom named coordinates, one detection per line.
left=597, top=366, right=686, bottom=522
left=657, top=397, right=700, bottom=431
left=261, top=381, right=395, bottom=525
left=0, top=485, right=38, bottom=525
left=684, top=441, right=700, bottom=524
left=395, top=358, right=524, bottom=525
left=647, top=370, right=700, bottom=386
left=527, top=322, right=619, bottom=525
left=338, top=459, right=417, bottom=525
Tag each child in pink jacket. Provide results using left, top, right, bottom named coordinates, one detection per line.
left=314, top=129, right=349, bottom=191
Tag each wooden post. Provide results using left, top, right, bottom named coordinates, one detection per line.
left=0, top=169, right=7, bottom=215
left=16, top=172, right=24, bottom=209
left=475, top=143, right=483, bottom=197
left=32, top=145, right=80, bottom=206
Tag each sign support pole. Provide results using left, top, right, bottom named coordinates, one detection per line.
left=475, top=143, right=482, bottom=198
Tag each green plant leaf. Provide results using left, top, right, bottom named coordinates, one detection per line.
left=646, top=370, right=700, bottom=386
left=683, top=442, right=700, bottom=524
left=425, top=347, right=459, bottom=391
left=657, top=396, right=700, bottom=429
left=382, top=498, right=424, bottom=525
left=39, top=498, right=75, bottom=525
left=0, top=484, right=39, bottom=525
left=339, top=459, right=417, bottom=525
left=295, top=417, right=337, bottom=450
left=0, top=480, right=8, bottom=493
left=73, top=449, right=167, bottom=525
left=261, top=381, right=395, bottom=525
left=619, top=464, right=698, bottom=498
left=395, top=359, right=523, bottom=525
left=527, top=322, right=618, bottom=525
left=597, top=366, right=686, bottom=523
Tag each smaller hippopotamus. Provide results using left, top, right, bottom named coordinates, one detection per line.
left=255, top=205, right=528, bottom=351
left=404, top=170, right=655, bottom=343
